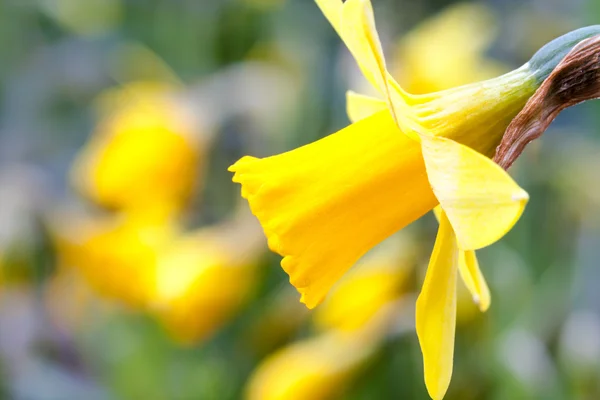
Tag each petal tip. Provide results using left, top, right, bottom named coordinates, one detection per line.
left=471, top=293, right=491, bottom=312
left=229, top=155, right=260, bottom=173
left=512, top=189, right=529, bottom=202
left=299, top=289, right=322, bottom=310
left=479, top=300, right=491, bottom=313
left=425, top=377, right=452, bottom=400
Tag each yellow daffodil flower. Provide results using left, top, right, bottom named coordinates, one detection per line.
left=395, top=2, right=507, bottom=94
left=230, top=0, right=600, bottom=398
left=51, top=209, right=175, bottom=308
left=151, top=215, right=265, bottom=344
left=71, top=82, right=206, bottom=214
left=312, top=235, right=414, bottom=333
left=246, top=301, right=395, bottom=400
left=51, top=209, right=266, bottom=344
left=246, top=332, right=367, bottom=400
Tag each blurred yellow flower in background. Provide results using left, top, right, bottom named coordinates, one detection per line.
left=52, top=68, right=268, bottom=344
left=71, top=82, right=206, bottom=214
left=52, top=209, right=266, bottom=344
left=395, top=2, right=507, bottom=94
left=246, top=331, right=375, bottom=400
left=312, top=235, right=414, bottom=333
left=247, top=293, right=397, bottom=400
left=151, top=214, right=265, bottom=345
left=51, top=210, right=176, bottom=308
left=246, top=234, right=414, bottom=400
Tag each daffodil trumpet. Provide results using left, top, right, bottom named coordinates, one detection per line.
left=230, top=0, right=600, bottom=398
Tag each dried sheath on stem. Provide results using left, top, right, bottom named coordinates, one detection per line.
left=495, top=35, right=600, bottom=169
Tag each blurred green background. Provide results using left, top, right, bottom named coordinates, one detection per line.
left=1, top=0, right=600, bottom=399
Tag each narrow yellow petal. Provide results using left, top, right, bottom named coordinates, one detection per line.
left=420, top=134, right=528, bottom=250
left=346, top=91, right=387, bottom=123
left=434, top=206, right=491, bottom=312
left=339, top=0, right=388, bottom=94
left=230, top=110, right=438, bottom=308
left=315, top=0, right=387, bottom=94
left=458, top=250, right=491, bottom=312
left=339, top=0, right=419, bottom=131
left=317, top=0, right=420, bottom=133
left=416, top=213, right=458, bottom=400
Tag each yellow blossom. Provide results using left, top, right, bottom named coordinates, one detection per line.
left=151, top=215, right=265, bottom=344
left=71, top=82, right=206, bottom=213
left=232, top=0, right=528, bottom=396
left=232, top=0, right=538, bottom=306
left=312, top=235, right=413, bottom=332
left=50, top=209, right=175, bottom=308
left=51, top=210, right=265, bottom=344
left=231, top=1, right=600, bottom=398
left=246, top=333, right=362, bottom=400
left=246, top=302, right=395, bottom=400
left=246, top=237, right=412, bottom=400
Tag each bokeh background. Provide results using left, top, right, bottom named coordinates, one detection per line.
left=1, top=0, right=600, bottom=399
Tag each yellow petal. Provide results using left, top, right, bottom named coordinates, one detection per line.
left=230, top=110, right=437, bottom=308
left=420, top=134, right=528, bottom=250
left=316, top=0, right=424, bottom=135
left=346, top=91, right=387, bottom=123
left=338, top=0, right=388, bottom=94
left=434, top=206, right=490, bottom=312
left=339, top=0, right=421, bottom=132
left=416, top=213, right=458, bottom=400
left=50, top=212, right=174, bottom=308
left=458, top=250, right=491, bottom=312
left=153, top=229, right=259, bottom=345
left=315, top=0, right=390, bottom=96
left=246, top=334, right=355, bottom=400
left=246, top=322, right=387, bottom=400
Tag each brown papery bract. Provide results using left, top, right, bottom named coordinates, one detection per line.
left=494, top=35, right=600, bottom=169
